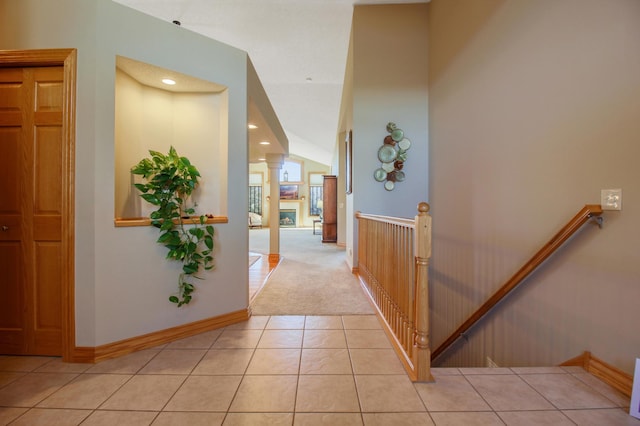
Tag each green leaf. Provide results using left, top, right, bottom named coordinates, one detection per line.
left=204, top=235, right=213, bottom=250
left=169, top=295, right=179, bottom=304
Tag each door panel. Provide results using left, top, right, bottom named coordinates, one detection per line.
left=0, top=66, right=64, bottom=356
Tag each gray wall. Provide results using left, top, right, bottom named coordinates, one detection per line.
left=428, top=0, right=640, bottom=374
left=347, top=3, right=429, bottom=269
left=1, top=0, right=250, bottom=346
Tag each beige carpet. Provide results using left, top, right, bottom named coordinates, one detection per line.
left=249, top=228, right=375, bottom=315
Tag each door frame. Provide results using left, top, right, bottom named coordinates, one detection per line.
left=0, top=49, right=76, bottom=360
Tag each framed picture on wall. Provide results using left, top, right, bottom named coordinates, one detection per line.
left=279, top=185, right=299, bottom=200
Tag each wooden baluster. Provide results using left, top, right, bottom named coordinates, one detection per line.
left=414, top=202, right=434, bottom=382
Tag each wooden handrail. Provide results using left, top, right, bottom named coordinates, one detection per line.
left=431, top=204, right=603, bottom=361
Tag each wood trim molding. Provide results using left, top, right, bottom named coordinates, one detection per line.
left=561, top=351, right=633, bottom=397
left=114, top=216, right=228, bottom=227
left=69, top=309, right=250, bottom=363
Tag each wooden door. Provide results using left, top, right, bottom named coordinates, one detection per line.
left=0, top=66, right=65, bottom=356
left=322, top=175, right=337, bottom=243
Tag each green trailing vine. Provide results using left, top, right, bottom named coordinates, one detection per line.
left=131, top=146, right=215, bottom=307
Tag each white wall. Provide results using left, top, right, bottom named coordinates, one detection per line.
left=428, top=0, right=640, bottom=374
left=347, top=4, right=429, bottom=268
left=1, top=0, right=250, bottom=346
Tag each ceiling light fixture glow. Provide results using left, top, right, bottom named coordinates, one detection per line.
left=248, top=124, right=258, bottom=129
left=259, top=141, right=270, bottom=145
left=162, top=78, right=176, bottom=85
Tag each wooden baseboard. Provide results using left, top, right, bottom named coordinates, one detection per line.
left=68, top=309, right=250, bottom=363
left=561, top=351, right=633, bottom=397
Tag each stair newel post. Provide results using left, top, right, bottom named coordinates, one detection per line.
left=414, top=202, right=434, bottom=382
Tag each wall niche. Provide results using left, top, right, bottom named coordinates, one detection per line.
left=114, top=56, right=229, bottom=223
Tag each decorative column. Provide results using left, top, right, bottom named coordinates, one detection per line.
left=266, top=154, right=284, bottom=263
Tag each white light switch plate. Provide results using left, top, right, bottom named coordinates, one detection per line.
left=601, top=189, right=622, bottom=211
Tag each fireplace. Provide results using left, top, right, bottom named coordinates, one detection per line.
left=279, top=209, right=296, bottom=227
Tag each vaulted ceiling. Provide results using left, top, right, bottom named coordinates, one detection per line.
left=113, top=0, right=428, bottom=165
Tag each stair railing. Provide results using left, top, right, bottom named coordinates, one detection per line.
left=355, top=202, right=433, bottom=382
left=431, top=204, right=604, bottom=361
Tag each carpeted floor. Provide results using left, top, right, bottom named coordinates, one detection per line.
left=249, top=228, right=375, bottom=315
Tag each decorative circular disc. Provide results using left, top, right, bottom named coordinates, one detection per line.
left=397, top=150, right=408, bottom=162
left=391, top=128, right=404, bottom=142
left=373, top=168, right=387, bottom=182
left=386, top=122, right=397, bottom=133
left=378, top=144, right=398, bottom=163
left=381, top=161, right=395, bottom=172
left=384, top=180, right=395, bottom=191
left=395, top=171, right=406, bottom=182
left=398, top=137, right=411, bottom=150
left=384, top=135, right=395, bottom=145
left=394, top=160, right=404, bottom=170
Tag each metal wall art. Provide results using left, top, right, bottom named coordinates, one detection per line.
left=374, top=122, right=411, bottom=191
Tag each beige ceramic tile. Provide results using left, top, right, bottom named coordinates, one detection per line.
left=223, top=412, right=293, bottom=425
left=511, top=366, right=565, bottom=374
left=37, top=374, right=131, bottom=409
left=562, top=408, right=640, bottom=425
left=355, top=375, right=425, bottom=412
left=572, top=372, right=631, bottom=407
left=81, top=410, right=158, bottom=426
left=257, top=330, right=304, bottom=348
left=345, top=330, right=391, bottom=349
left=465, top=374, right=555, bottom=411
left=561, top=366, right=586, bottom=373
left=229, top=375, right=297, bottom=412
left=34, top=359, right=93, bottom=374
left=138, top=349, right=206, bottom=375
left=152, top=411, right=225, bottom=426
left=266, top=315, right=306, bottom=329
left=349, top=349, right=405, bottom=375
left=164, top=329, right=223, bottom=349
left=0, top=407, right=28, bottom=425
left=521, top=373, right=618, bottom=409
left=85, top=350, right=160, bottom=374
left=460, top=367, right=514, bottom=375
left=164, top=375, right=241, bottom=412
left=294, top=413, right=363, bottom=425
left=0, top=371, right=26, bottom=387
left=430, top=368, right=461, bottom=376
left=296, top=375, right=360, bottom=412
left=300, top=349, right=352, bottom=374
left=100, top=374, right=186, bottom=411
left=224, top=316, right=269, bottom=330
left=305, top=316, right=344, bottom=329
left=362, top=412, right=434, bottom=426
left=429, top=412, right=504, bottom=426
left=246, top=348, right=301, bottom=375
left=0, top=372, right=77, bottom=407
left=212, top=330, right=263, bottom=349
left=8, top=407, right=91, bottom=426
left=342, top=315, right=381, bottom=330
left=192, top=349, right=254, bottom=375
left=497, top=410, right=575, bottom=425
left=303, top=330, right=347, bottom=349
left=0, top=356, right=54, bottom=372
left=414, top=375, right=491, bottom=412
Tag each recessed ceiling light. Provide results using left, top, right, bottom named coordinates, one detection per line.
left=162, top=78, right=176, bottom=85
left=258, top=158, right=266, bottom=161
left=305, top=77, right=313, bottom=82
left=259, top=141, right=270, bottom=145
left=248, top=124, right=258, bottom=129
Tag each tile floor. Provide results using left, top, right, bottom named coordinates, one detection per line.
left=0, top=315, right=637, bottom=425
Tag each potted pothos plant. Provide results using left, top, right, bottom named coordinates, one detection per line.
left=131, top=146, right=215, bottom=307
